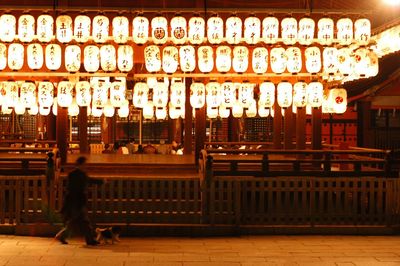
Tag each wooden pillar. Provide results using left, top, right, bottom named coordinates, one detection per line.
left=184, top=78, right=193, bottom=154
left=101, top=116, right=115, bottom=144
left=357, top=101, right=371, bottom=148
left=312, top=107, right=322, bottom=150
left=168, top=118, right=176, bottom=143
left=78, top=107, right=88, bottom=153
left=283, top=107, right=294, bottom=149
left=228, top=115, right=240, bottom=142
left=56, top=107, right=68, bottom=164
left=46, top=113, right=56, bottom=141
left=273, top=103, right=282, bottom=149
left=195, top=106, right=206, bottom=164
left=296, top=107, right=306, bottom=150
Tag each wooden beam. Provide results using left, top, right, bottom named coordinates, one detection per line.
left=273, top=103, right=282, bottom=149
left=284, top=107, right=294, bottom=149
left=56, top=107, right=68, bottom=164
left=195, top=106, right=206, bottom=165
left=312, top=107, right=322, bottom=150
left=79, top=107, right=88, bottom=154
left=296, top=107, right=306, bottom=150
left=184, top=78, right=193, bottom=155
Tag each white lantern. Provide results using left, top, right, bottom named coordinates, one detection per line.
left=45, top=44, right=62, bottom=71
left=144, top=45, right=161, bottom=72
left=39, top=105, right=51, bottom=116
left=252, top=47, right=268, bottom=74
left=143, top=101, right=154, bottom=119
left=68, top=99, right=80, bottom=116
left=103, top=100, right=114, bottom=117
left=207, top=106, right=218, bottom=119
left=56, top=15, right=73, bottom=43
left=286, top=47, right=302, bottom=74
left=162, top=46, right=178, bottom=74
left=226, top=16, right=242, bottom=44
left=37, top=14, right=54, bottom=43
left=20, top=82, right=36, bottom=108
left=38, top=81, right=54, bottom=107
left=277, top=82, right=292, bottom=108
left=84, top=45, right=100, bottom=72
left=65, top=45, right=81, bottom=72
left=4, top=81, right=19, bottom=107
left=151, top=16, right=168, bottom=45
left=15, top=99, right=26, bottom=115
left=171, top=16, right=187, bottom=45
left=221, top=82, right=236, bottom=108
left=91, top=105, right=103, bottom=117
left=198, top=46, right=214, bottom=73
left=270, top=47, right=287, bottom=74
left=28, top=104, right=38, bottom=115
left=245, top=99, right=257, bottom=117
left=18, top=14, right=35, bottom=42
left=0, top=44, right=6, bottom=70
left=354, top=18, right=371, bottom=46
left=244, top=16, right=261, bottom=45
left=156, top=107, right=167, bottom=120
left=118, top=101, right=129, bottom=118
left=74, top=15, right=91, bottom=43
left=367, top=50, right=379, bottom=77
left=132, top=16, right=149, bottom=44
left=317, top=17, right=334, bottom=46
left=91, top=78, right=109, bottom=107
left=170, top=81, right=185, bottom=108
left=75, top=81, right=91, bottom=107
left=27, top=43, right=44, bottom=70
left=232, top=101, right=243, bottom=118
left=206, top=82, right=221, bottom=108
left=281, top=17, right=297, bottom=45
left=238, top=83, right=254, bottom=108
left=133, top=82, right=149, bottom=108
left=323, top=47, right=338, bottom=75
left=330, top=88, right=347, bottom=114
left=52, top=97, right=58, bottom=116
left=337, top=48, right=353, bottom=76
left=293, top=82, right=308, bottom=108
left=57, top=81, right=73, bottom=108
left=117, top=45, right=134, bottom=72
left=112, top=16, right=129, bottom=44
left=258, top=106, right=270, bottom=117
left=1, top=104, right=13, bottom=115
left=258, top=82, right=275, bottom=108
left=207, top=16, right=223, bottom=44
left=307, top=81, right=323, bottom=108
left=179, top=45, right=196, bottom=72
left=337, top=18, right=353, bottom=46
left=216, top=46, right=231, bottom=73
left=188, top=16, right=205, bottom=45
left=8, top=43, right=24, bottom=71
left=262, top=16, right=279, bottom=44
left=153, top=81, right=168, bottom=108
left=232, top=46, right=249, bottom=73
left=110, top=79, right=126, bottom=108
left=305, top=46, right=321, bottom=74
left=92, top=15, right=109, bottom=43
left=322, top=90, right=333, bottom=114
left=0, top=14, right=16, bottom=42
left=354, top=48, right=370, bottom=77
left=218, top=105, right=230, bottom=118
left=298, top=17, right=315, bottom=45
left=100, top=45, right=116, bottom=72
left=190, top=82, right=205, bottom=108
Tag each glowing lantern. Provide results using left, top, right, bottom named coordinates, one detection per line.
left=162, top=46, right=179, bottom=74
left=117, top=45, right=134, bottom=72
left=226, top=16, right=242, bottom=44
left=74, top=15, right=91, bottom=43
left=179, top=45, right=196, bottom=72
left=317, top=17, right=334, bottom=46
left=156, top=107, right=167, bottom=120
left=216, top=46, right=231, bottom=73
left=133, top=82, right=149, bottom=108
left=286, top=47, right=302, bottom=74
left=4, top=81, right=18, bottom=107
left=367, top=50, right=379, bottom=77
left=188, top=16, right=205, bottom=45
left=0, top=14, right=16, bottom=42
left=354, top=18, right=371, bottom=46
left=258, top=106, right=270, bottom=117
left=52, top=97, right=58, bottom=116
left=252, top=47, right=268, bottom=74
left=112, top=16, right=129, bottom=44
left=218, top=105, right=230, bottom=118
left=65, top=45, right=81, bottom=72
left=281, top=17, right=297, bottom=45
left=221, top=82, right=236, bottom=108
left=103, top=100, right=114, bottom=117
left=57, top=81, right=73, bottom=108
left=232, top=46, right=249, bottom=73
left=92, top=15, right=109, bottom=43
left=39, top=105, right=51, bottom=116
left=110, top=78, right=126, bottom=108
left=38, top=81, right=54, bottom=108
left=206, top=82, right=221, bottom=108
left=20, top=82, right=36, bottom=108
left=270, top=47, right=287, bottom=74
left=8, top=43, right=24, bottom=70
left=56, top=15, right=73, bottom=43
left=153, top=81, right=168, bottom=108
left=207, top=16, right=223, bottom=44
left=277, top=82, right=292, bottom=108
left=37, top=14, right=54, bottom=43
left=84, top=45, right=100, bottom=72
left=15, top=99, right=26, bottom=115
left=143, top=101, right=154, bottom=119
left=27, top=43, right=44, bottom=70
left=258, top=82, right=275, bottom=108
left=151, top=16, right=168, bottom=45
left=198, top=46, right=214, bottom=73
left=330, top=88, right=347, bottom=114
left=118, top=100, right=129, bottom=118
left=75, top=81, right=91, bottom=107
left=323, top=47, right=338, bottom=75
left=238, top=83, right=254, bottom=108
left=0, top=44, right=6, bottom=70
left=68, top=99, right=79, bottom=116
left=298, top=17, right=315, bottom=45
left=18, top=14, right=35, bottom=42
left=305, top=46, right=321, bottom=74
left=190, top=82, right=205, bottom=108
left=171, top=16, right=187, bottom=45
left=244, top=16, right=261, bottom=45
left=207, top=106, right=218, bottom=119
left=132, top=16, right=149, bottom=44
left=232, top=101, right=243, bottom=118
left=337, top=18, right=353, bottom=46
left=45, top=44, right=62, bottom=70
left=307, top=81, right=323, bottom=108
left=337, top=48, right=353, bottom=76
left=262, top=16, right=279, bottom=44
left=170, top=81, right=185, bottom=108
left=144, top=45, right=161, bottom=72
left=354, top=48, right=370, bottom=77
left=322, top=91, right=332, bottom=114
left=100, top=45, right=116, bottom=72
left=246, top=100, right=257, bottom=117
left=28, top=104, right=38, bottom=115
left=91, top=78, right=109, bottom=107
left=1, top=104, right=13, bottom=115
left=91, top=105, right=103, bottom=117
left=293, top=82, right=308, bottom=107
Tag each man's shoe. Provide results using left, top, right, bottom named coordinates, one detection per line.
left=55, top=236, right=68, bottom=244
left=87, top=240, right=100, bottom=246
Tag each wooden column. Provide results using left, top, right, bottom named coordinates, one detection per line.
left=228, top=115, right=240, bottom=142
left=312, top=107, right=322, bottom=150
left=168, top=118, right=176, bottom=143
left=78, top=107, right=88, bottom=154
left=184, top=78, right=193, bottom=154
left=46, top=113, right=56, bottom=141
left=283, top=107, right=294, bottom=149
left=296, top=107, right=306, bottom=150
left=273, top=103, right=282, bottom=149
left=195, top=106, right=206, bottom=164
left=101, top=116, right=115, bottom=144
left=56, top=107, right=68, bottom=164
left=357, top=101, right=371, bottom=148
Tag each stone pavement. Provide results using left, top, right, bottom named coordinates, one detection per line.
left=1, top=234, right=400, bottom=266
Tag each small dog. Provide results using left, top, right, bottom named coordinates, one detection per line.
left=95, top=226, right=121, bottom=244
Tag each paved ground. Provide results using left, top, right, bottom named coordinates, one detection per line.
left=1, top=235, right=400, bottom=266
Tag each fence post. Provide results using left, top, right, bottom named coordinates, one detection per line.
left=324, top=152, right=332, bottom=174
left=262, top=152, right=269, bottom=176
left=201, top=155, right=214, bottom=224
left=384, top=150, right=393, bottom=177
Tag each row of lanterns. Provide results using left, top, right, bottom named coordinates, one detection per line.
left=0, top=13, right=371, bottom=46
left=373, top=24, right=400, bottom=58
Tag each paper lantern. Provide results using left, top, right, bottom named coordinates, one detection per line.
left=110, top=78, right=126, bottom=108
left=0, top=44, right=6, bottom=70
left=84, top=45, right=100, bottom=72
left=170, top=81, right=185, bottom=108
left=27, top=43, right=44, bottom=70
left=65, top=45, right=81, bottom=72
left=188, top=16, right=205, bottom=45
left=117, top=100, right=129, bottom=118
left=354, top=48, right=370, bottom=77
left=337, top=48, right=353, bottom=76
left=281, top=17, right=297, bottom=45
left=133, top=82, right=149, bottom=108
left=91, top=78, right=109, bottom=107
left=143, top=101, right=154, bottom=119
left=37, top=14, right=54, bottom=43
left=322, top=47, right=338, bottom=75
left=258, top=82, right=275, bottom=108
left=245, top=99, right=257, bottom=117
left=92, top=15, right=109, bottom=43
left=317, top=17, right=334, bottom=46
left=232, top=46, right=249, bottom=73
left=0, top=14, right=16, bottom=42
left=354, top=18, right=371, bottom=46
left=100, top=45, right=116, bottom=72
left=144, top=45, right=161, bottom=72
left=216, top=46, right=231, bottom=73
left=244, top=16, right=261, bottom=45
left=112, top=16, right=129, bottom=44
left=190, top=82, right=205, bottom=108
left=75, top=81, right=91, bottom=107
left=4, top=81, right=18, bottom=107
left=162, top=46, right=178, bottom=74
left=305, top=46, right=321, bottom=74
left=52, top=97, right=58, bottom=116
left=132, top=16, right=149, bottom=44
left=367, top=50, right=379, bottom=77
left=57, top=81, right=74, bottom=108
left=103, top=100, right=114, bottom=117
left=221, top=82, right=236, bottom=108
left=171, top=16, right=187, bottom=45
left=293, top=82, right=308, bottom=107
left=258, top=106, right=270, bottom=117
left=0, top=82, right=4, bottom=105
left=56, top=15, right=73, bottom=43
left=252, top=47, right=268, bottom=74
left=218, top=105, right=230, bottom=118
left=20, top=82, right=36, bottom=108
left=39, top=105, right=51, bottom=116
left=238, top=83, right=254, bottom=108
left=28, top=103, right=38, bottom=115
left=18, top=14, right=35, bottom=42
left=45, top=44, right=62, bottom=70
left=68, top=99, right=80, bottom=116
left=337, top=18, right=353, bottom=46
left=38, top=81, right=54, bottom=107
left=151, top=16, right=168, bottom=45
left=322, top=91, right=332, bottom=114
left=117, top=45, right=134, bottom=72
left=262, top=16, right=279, bottom=44
left=232, top=101, right=243, bottom=118
left=226, top=16, right=242, bottom=44
left=8, top=43, right=24, bottom=70
left=153, top=81, right=169, bottom=108
left=270, top=47, right=287, bottom=74
left=155, top=107, right=167, bottom=120
left=307, top=81, right=323, bottom=108
left=277, top=82, right=292, bottom=108
left=74, top=15, right=91, bottom=43
left=15, top=99, right=26, bottom=115
left=1, top=104, right=13, bottom=115
left=198, top=46, right=214, bottom=73
left=330, top=88, right=347, bottom=114
left=179, top=45, right=196, bottom=72
left=206, top=82, right=221, bottom=108
left=91, top=105, right=103, bottom=117
left=286, top=47, right=302, bottom=74
left=298, top=17, right=315, bottom=45
left=207, top=106, right=218, bottom=119
left=207, top=16, right=223, bottom=44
